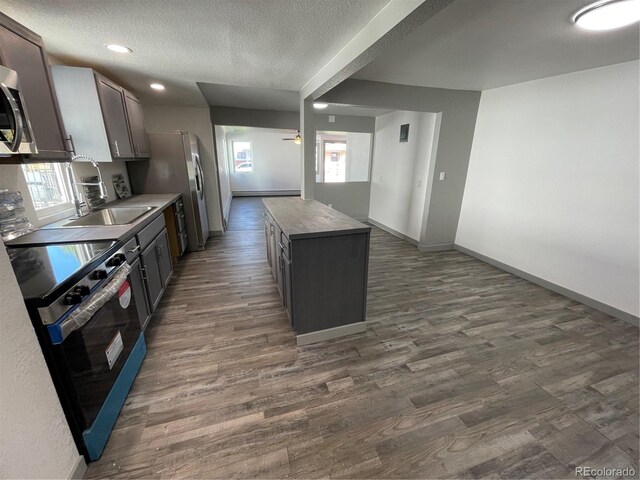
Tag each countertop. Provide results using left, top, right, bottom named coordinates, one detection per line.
left=262, top=197, right=370, bottom=240
left=5, top=194, right=181, bottom=246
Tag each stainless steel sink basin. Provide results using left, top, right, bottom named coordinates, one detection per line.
left=43, top=207, right=156, bottom=228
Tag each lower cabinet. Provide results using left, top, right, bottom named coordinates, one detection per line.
left=140, top=227, right=173, bottom=313
left=129, top=257, right=151, bottom=330
left=141, top=240, right=163, bottom=312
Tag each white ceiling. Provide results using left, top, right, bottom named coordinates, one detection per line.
left=0, top=0, right=389, bottom=106
left=354, top=0, right=640, bottom=91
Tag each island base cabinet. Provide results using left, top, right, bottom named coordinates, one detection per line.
left=290, top=233, right=368, bottom=335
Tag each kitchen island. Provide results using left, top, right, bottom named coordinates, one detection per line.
left=262, top=197, right=371, bottom=345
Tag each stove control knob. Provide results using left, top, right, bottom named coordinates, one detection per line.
left=74, top=285, right=90, bottom=296
left=106, top=253, right=126, bottom=268
left=63, top=291, right=83, bottom=305
left=90, top=269, right=108, bottom=280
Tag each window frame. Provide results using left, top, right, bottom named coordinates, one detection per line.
left=230, top=140, right=254, bottom=174
left=21, top=162, right=74, bottom=221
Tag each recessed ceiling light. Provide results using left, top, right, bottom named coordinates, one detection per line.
left=574, top=0, right=640, bottom=31
left=150, top=83, right=165, bottom=91
left=105, top=44, right=132, bottom=54
left=313, top=102, right=329, bottom=109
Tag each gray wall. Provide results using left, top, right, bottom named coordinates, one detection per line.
left=314, top=114, right=375, bottom=133
left=319, top=79, right=481, bottom=248
left=210, top=106, right=299, bottom=130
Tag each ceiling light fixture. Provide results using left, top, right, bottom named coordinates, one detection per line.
left=105, top=44, right=132, bottom=54
left=150, top=83, right=165, bottom=91
left=313, top=102, right=329, bottom=109
left=573, top=0, right=640, bottom=31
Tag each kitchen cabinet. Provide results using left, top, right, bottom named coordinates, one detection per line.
left=95, top=74, right=134, bottom=159
left=129, top=257, right=151, bottom=330
left=0, top=13, right=70, bottom=162
left=263, top=198, right=371, bottom=345
left=141, top=239, right=163, bottom=312
left=51, top=65, right=149, bottom=162
left=156, top=229, right=173, bottom=287
left=123, top=90, right=150, bottom=157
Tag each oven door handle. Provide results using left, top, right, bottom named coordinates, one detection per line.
left=54, top=263, right=132, bottom=344
left=0, top=82, right=23, bottom=153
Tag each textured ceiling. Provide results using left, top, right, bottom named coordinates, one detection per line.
left=354, top=0, right=640, bottom=90
left=0, top=0, right=389, bottom=106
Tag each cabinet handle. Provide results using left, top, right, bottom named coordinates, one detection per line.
left=66, top=135, right=76, bottom=155
left=134, top=143, right=140, bottom=156
left=140, top=266, right=147, bottom=281
left=127, top=245, right=140, bottom=254
left=113, top=140, right=120, bottom=157
left=279, top=242, right=286, bottom=251
left=156, top=244, right=162, bottom=259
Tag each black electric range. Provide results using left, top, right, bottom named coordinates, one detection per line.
left=7, top=240, right=147, bottom=461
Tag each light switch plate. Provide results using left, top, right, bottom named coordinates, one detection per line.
left=328, top=115, right=335, bottom=123
left=439, top=172, right=446, bottom=181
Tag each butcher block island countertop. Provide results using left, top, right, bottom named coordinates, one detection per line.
left=262, top=197, right=370, bottom=239
left=262, top=197, right=371, bottom=345
left=5, top=194, right=181, bottom=246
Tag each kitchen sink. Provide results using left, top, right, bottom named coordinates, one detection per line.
left=43, top=207, right=156, bottom=228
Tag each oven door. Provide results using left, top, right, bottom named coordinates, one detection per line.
left=0, top=65, right=37, bottom=156
left=49, top=263, right=143, bottom=432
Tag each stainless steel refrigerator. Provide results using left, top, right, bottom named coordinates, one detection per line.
left=128, top=131, right=209, bottom=251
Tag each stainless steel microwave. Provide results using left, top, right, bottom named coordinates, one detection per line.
left=0, top=65, right=38, bottom=156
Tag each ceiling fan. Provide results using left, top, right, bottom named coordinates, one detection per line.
left=282, top=130, right=302, bottom=145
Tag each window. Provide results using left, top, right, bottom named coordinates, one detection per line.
left=231, top=141, right=253, bottom=173
left=315, top=131, right=372, bottom=183
left=22, top=163, right=72, bottom=216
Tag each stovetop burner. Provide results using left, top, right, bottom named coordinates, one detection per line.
left=8, top=241, right=117, bottom=302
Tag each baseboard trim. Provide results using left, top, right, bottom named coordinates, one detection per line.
left=69, top=455, right=87, bottom=479
left=454, top=244, right=639, bottom=327
left=209, top=230, right=224, bottom=237
left=297, top=322, right=367, bottom=346
left=418, top=242, right=455, bottom=252
left=366, top=218, right=418, bottom=246
left=232, top=190, right=300, bottom=197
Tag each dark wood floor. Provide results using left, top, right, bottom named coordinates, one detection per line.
left=85, top=197, right=639, bottom=479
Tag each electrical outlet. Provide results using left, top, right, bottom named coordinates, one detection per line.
left=328, top=115, right=335, bottom=123
left=439, top=172, right=446, bottom=181
left=328, top=203, right=333, bottom=208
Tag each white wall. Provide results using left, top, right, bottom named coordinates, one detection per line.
left=369, top=110, right=438, bottom=241
left=456, top=60, right=639, bottom=318
left=142, top=105, right=224, bottom=232
left=225, top=129, right=301, bottom=193
left=345, top=132, right=372, bottom=182
left=0, top=241, right=84, bottom=479
left=214, top=125, right=232, bottom=222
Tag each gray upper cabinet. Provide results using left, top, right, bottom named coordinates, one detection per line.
left=95, top=74, right=134, bottom=159
left=123, top=90, right=149, bottom=158
left=52, top=66, right=149, bottom=162
left=0, top=13, right=70, bottom=162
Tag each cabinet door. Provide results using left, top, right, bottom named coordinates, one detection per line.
left=156, top=229, right=173, bottom=288
left=95, top=74, right=134, bottom=158
left=268, top=221, right=278, bottom=280
left=264, top=218, right=272, bottom=268
left=283, top=254, right=293, bottom=326
left=129, top=257, right=151, bottom=331
left=0, top=18, right=70, bottom=160
left=123, top=90, right=149, bottom=158
left=141, top=240, right=163, bottom=312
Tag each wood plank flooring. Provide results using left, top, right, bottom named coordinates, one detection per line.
left=85, top=197, right=639, bottom=479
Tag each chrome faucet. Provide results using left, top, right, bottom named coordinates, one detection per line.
left=66, top=154, right=108, bottom=218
